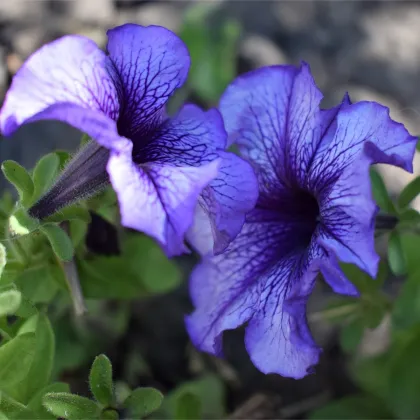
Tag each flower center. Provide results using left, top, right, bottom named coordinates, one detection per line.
left=290, top=189, right=320, bottom=246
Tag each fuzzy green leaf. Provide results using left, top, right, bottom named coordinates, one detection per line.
left=89, top=355, right=114, bottom=406
left=1, top=161, right=34, bottom=208
left=40, top=224, right=74, bottom=261
left=44, top=206, right=91, bottom=224
left=0, top=289, right=21, bottom=317
left=10, top=314, right=55, bottom=403
left=43, top=393, right=100, bottom=420
left=0, top=333, right=36, bottom=387
left=124, top=387, right=163, bottom=418
left=32, top=153, right=60, bottom=204
left=28, top=382, right=70, bottom=419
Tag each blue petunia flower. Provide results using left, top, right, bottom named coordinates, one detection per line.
left=186, top=62, right=417, bottom=378
left=0, top=24, right=258, bottom=257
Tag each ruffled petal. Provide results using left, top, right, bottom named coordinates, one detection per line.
left=317, top=153, right=379, bottom=277
left=188, top=151, right=259, bottom=255
left=0, top=35, right=122, bottom=150
left=219, top=64, right=297, bottom=196
left=186, top=210, right=323, bottom=378
left=219, top=62, right=335, bottom=195
left=107, top=141, right=220, bottom=257
left=309, top=101, right=417, bottom=195
left=106, top=24, right=190, bottom=138
left=312, top=102, right=416, bottom=277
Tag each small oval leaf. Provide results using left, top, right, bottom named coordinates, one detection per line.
left=370, top=168, right=396, bottom=214
left=0, top=333, right=36, bottom=387
left=40, top=224, right=74, bottom=261
left=398, top=176, right=420, bottom=209
left=89, top=355, right=114, bottom=406
left=44, top=206, right=91, bottom=224
left=42, top=393, right=99, bottom=420
left=124, top=387, right=163, bottom=418
left=175, top=392, right=201, bottom=420
left=0, top=289, right=21, bottom=316
left=388, top=231, right=407, bottom=276
left=1, top=161, right=34, bottom=208
left=32, top=153, right=60, bottom=204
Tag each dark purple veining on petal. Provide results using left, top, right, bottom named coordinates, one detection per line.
left=187, top=61, right=417, bottom=379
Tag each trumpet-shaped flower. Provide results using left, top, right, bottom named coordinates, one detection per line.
left=0, top=24, right=258, bottom=256
left=186, top=62, right=417, bottom=378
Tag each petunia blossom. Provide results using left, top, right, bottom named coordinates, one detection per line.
left=0, top=24, right=258, bottom=257
left=186, top=62, right=417, bottom=378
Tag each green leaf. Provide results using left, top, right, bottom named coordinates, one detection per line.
left=396, top=208, right=420, bottom=231
left=0, top=261, right=24, bottom=288
left=388, top=231, right=407, bottom=276
left=89, top=355, right=114, bottom=406
left=0, top=290, right=21, bottom=317
left=400, top=233, right=420, bottom=272
left=28, top=382, right=70, bottom=419
left=9, top=208, right=39, bottom=236
left=1, top=161, right=34, bottom=208
left=393, top=267, right=420, bottom=330
left=0, top=392, right=37, bottom=419
left=42, top=393, right=100, bottom=420
left=31, top=153, right=60, bottom=204
left=69, top=219, right=88, bottom=249
left=124, top=387, right=163, bottom=418
left=15, top=265, right=59, bottom=304
left=55, top=150, right=72, bottom=169
left=175, top=393, right=201, bottom=420
left=156, top=374, right=225, bottom=419
left=10, top=314, right=55, bottom=403
left=389, top=331, right=420, bottom=418
left=0, top=333, right=36, bottom=387
left=0, top=243, right=6, bottom=279
left=14, top=294, right=38, bottom=319
left=340, top=261, right=388, bottom=294
left=100, top=409, right=119, bottom=420
left=40, top=224, right=74, bottom=261
left=339, top=317, right=364, bottom=354
left=398, top=176, right=420, bottom=209
left=309, top=395, right=393, bottom=419
left=77, top=256, right=147, bottom=299
left=180, top=3, right=240, bottom=104
left=350, top=353, right=391, bottom=402
left=44, top=206, right=91, bottom=224
left=370, top=167, right=396, bottom=214
left=123, top=234, right=182, bottom=294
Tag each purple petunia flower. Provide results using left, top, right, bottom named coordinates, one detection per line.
left=186, top=62, right=417, bottom=378
left=0, top=24, right=258, bottom=257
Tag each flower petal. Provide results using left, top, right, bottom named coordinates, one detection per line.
left=137, top=104, right=225, bottom=165
left=107, top=142, right=220, bottom=257
left=312, top=103, right=416, bottom=277
left=309, top=101, right=417, bottom=195
left=106, top=24, right=190, bottom=138
left=0, top=35, right=121, bottom=150
left=186, top=210, right=322, bottom=378
left=188, top=151, right=259, bottom=255
left=317, top=153, right=380, bottom=277
left=219, top=62, right=332, bottom=194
